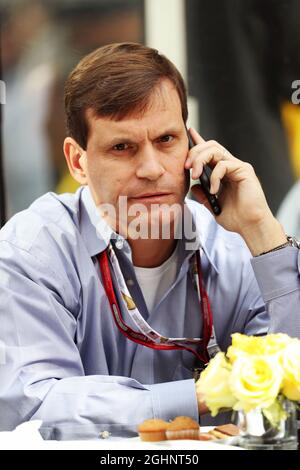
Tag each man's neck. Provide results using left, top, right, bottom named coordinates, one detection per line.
left=130, top=237, right=178, bottom=268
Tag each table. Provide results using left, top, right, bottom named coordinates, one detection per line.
left=0, top=421, right=241, bottom=450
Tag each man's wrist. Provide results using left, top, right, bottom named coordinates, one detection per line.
left=239, top=215, right=287, bottom=257
left=195, top=381, right=209, bottom=416
left=254, top=235, right=300, bottom=257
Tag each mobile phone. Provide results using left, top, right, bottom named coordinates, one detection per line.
left=188, top=133, right=222, bottom=216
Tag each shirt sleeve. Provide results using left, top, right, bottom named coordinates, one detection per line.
left=251, top=246, right=300, bottom=337
left=0, top=241, right=198, bottom=440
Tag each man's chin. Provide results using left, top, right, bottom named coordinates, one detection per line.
left=123, top=206, right=182, bottom=240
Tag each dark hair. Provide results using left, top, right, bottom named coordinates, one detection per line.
left=64, top=42, right=188, bottom=149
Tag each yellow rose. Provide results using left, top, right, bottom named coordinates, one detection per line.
left=196, top=352, right=236, bottom=417
left=227, top=334, right=262, bottom=363
left=227, top=333, right=293, bottom=363
left=263, top=334, right=294, bottom=355
left=230, top=355, right=283, bottom=412
left=281, top=341, right=300, bottom=401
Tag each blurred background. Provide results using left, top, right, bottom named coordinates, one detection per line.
left=0, top=0, right=300, bottom=234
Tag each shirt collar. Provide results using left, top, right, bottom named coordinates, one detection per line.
left=80, top=186, right=219, bottom=273
left=80, top=186, right=113, bottom=256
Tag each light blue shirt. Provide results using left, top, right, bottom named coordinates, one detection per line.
left=277, top=181, right=300, bottom=239
left=0, top=186, right=299, bottom=440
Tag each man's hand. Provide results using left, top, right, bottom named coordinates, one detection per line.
left=185, top=128, right=287, bottom=256
left=195, top=378, right=232, bottom=417
left=195, top=385, right=209, bottom=415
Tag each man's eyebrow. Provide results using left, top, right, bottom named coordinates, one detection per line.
left=103, top=136, right=137, bottom=147
left=155, top=127, right=183, bottom=137
left=101, top=127, right=183, bottom=148
left=96, top=137, right=132, bottom=152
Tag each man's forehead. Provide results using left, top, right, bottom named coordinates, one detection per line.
left=88, top=111, right=183, bottom=136
left=86, top=80, right=184, bottom=137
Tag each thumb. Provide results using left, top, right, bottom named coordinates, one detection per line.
left=190, top=184, right=206, bottom=204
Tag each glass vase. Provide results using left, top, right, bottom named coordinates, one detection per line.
left=236, top=399, right=298, bottom=450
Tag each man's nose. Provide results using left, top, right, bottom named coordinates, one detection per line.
left=135, top=144, right=165, bottom=181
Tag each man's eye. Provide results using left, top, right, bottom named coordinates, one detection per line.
left=160, top=135, right=174, bottom=143
left=113, top=143, right=130, bottom=151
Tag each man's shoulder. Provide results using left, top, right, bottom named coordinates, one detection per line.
left=0, top=187, right=85, bottom=254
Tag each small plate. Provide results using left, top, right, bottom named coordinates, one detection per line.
left=131, top=437, right=241, bottom=450
left=134, top=426, right=242, bottom=450
left=199, top=426, right=241, bottom=447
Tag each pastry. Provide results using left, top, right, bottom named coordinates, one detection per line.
left=166, top=416, right=200, bottom=440
left=208, top=429, right=229, bottom=439
left=138, top=418, right=170, bottom=442
left=198, top=432, right=217, bottom=441
left=214, top=424, right=240, bottom=436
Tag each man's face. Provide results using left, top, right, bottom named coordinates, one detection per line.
left=82, top=79, right=189, bottom=237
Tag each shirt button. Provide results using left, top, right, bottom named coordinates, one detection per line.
left=127, top=279, right=134, bottom=286
left=115, top=237, right=124, bottom=249
left=99, top=430, right=111, bottom=439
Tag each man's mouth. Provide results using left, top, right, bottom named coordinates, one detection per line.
left=130, top=192, right=172, bottom=202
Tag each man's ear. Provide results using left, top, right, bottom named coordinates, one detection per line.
left=63, top=137, right=88, bottom=185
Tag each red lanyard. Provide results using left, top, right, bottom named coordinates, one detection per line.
left=196, top=250, right=213, bottom=362
left=99, top=248, right=213, bottom=364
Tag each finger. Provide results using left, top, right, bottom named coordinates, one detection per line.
left=189, top=146, right=226, bottom=179
left=186, top=143, right=231, bottom=170
left=190, top=139, right=228, bottom=154
left=209, top=160, right=241, bottom=194
left=209, top=161, right=228, bottom=194
left=189, top=127, right=206, bottom=146
left=186, top=144, right=216, bottom=170
left=185, top=130, right=206, bottom=169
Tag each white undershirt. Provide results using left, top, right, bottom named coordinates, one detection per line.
left=133, top=242, right=179, bottom=314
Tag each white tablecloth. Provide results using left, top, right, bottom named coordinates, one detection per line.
left=0, top=421, right=241, bottom=450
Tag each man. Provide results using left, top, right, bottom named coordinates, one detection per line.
left=0, top=43, right=299, bottom=440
